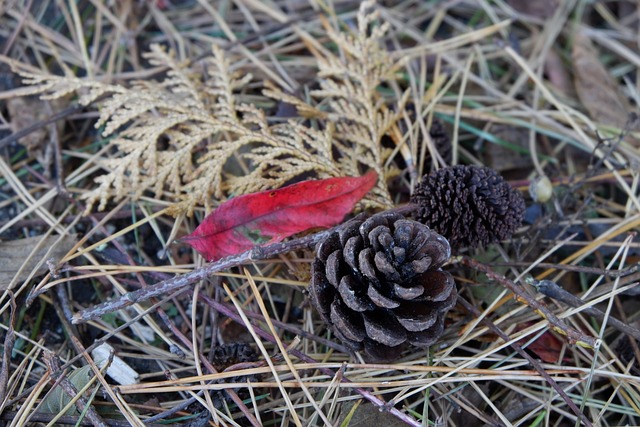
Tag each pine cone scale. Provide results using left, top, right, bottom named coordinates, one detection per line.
left=310, top=260, right=335, bottom=320
left=367, top=285, right=400, bottom=309
left=393, top=282, right=424, bottom=299
left=358, top=248, right=379, bottom=282
left=406, top=317, right=445, bottom=346
left=414, top=271, right=456, bottom=302
left=338, top=276, right=373, bottom=312
left=394, top=305, right=438, bottom=332
left=330, top=301, right=366, bottom=342
left=363, top=311, right=407, bottom=347
left=343, top=237, right=362, bottom=272
left=373, top=252, right=399, bottom=280
left=325, top=251, right=342, bottom=287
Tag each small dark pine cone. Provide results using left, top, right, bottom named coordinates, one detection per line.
left=411, top=165, right=525, bottom=250
left=309, top=212, right=457, bottom=361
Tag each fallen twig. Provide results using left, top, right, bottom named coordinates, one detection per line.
left=489, top=261, right=640, bottom=278
left=71, top=217, right=366, bottom=324
left=460, top=256, right=598, bottom=349
left=41, top=351, right=107, bottom=427
left=530, top=278, right=640, bottom=341
left=458, top=296, right=593, bottom=427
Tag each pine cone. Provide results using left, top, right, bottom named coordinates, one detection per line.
left=309, top=212, right=457, bottom=361
left=411, top=165, right=525, bottom=250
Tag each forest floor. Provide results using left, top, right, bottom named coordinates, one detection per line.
left=1, top=1, right=640, bottom=426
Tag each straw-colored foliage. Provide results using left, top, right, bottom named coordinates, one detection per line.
left=13, top=2, right=403, bottom=214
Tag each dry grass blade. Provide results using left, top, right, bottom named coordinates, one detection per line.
left=1, top=1, right=639, bottom=426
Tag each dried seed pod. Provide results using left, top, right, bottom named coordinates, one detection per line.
left=411, top=165, right=525, bottom=250
left=309, top=212, right=457, bottom=361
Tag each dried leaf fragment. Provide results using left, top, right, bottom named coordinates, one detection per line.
left=91, top=343, right=139, bottom=386
left=0, top=234, right=77, bottom=291
left=572, top=32, right=632, bottom=128
left=40, top=365, right=93, bottom=416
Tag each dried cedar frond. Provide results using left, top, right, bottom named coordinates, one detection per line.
left=15, top=0, right=401, bottom=215
left=411, top=165, right=525, bottom=250
left=309, top=212, right=457, bottom=361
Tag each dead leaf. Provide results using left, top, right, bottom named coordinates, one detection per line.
left=572, top=32, right=632, bottom=128
left=40, top=365, right=93, bottom=416
left=0, top=234, right=77, bottom=291
left=6, top=97, right=48, bottom=153
left=544, top=48, right=573, bottom=96
left=6, top=97, right=65, bottom=169
left=516, top=322, right=568, bottom=363
left=482, top=125, right=531, bottom=173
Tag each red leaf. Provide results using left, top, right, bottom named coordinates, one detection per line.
left=517, top=323, right=567, bottom=363
left=180, top=171, right=378, bottom=261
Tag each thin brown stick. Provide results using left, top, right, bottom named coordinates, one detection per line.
left=460, top=256, right=598, bottom=348
left=457, top=296, right=593, bottom=427
left=530, top=279, right=640, bottom=341
left=87, top=228, right=261, bottom=425
left=71, top=218, right=362, bottom=324
left=41, top=351, right=107, bottom=427
left=489, top=261, right=640, bottom=278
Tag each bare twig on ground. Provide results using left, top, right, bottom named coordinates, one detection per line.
left=70, top=218, right=364, bottom=324
left=458, top=296, right=593, bottom=427
left=489, top=261, right=640, bottom=278
left=41, top=351, right=107, bottom=427
left=460, top=256, right=598, bottom=348
left=531, top=278, right=640, bottom=341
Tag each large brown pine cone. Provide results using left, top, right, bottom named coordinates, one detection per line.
left=309, top=212, right=457, bottom=361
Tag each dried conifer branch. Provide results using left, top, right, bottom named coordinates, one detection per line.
left=266, top=0, right=408, bottom=208
left=12, top=1, right=405, bottom=215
